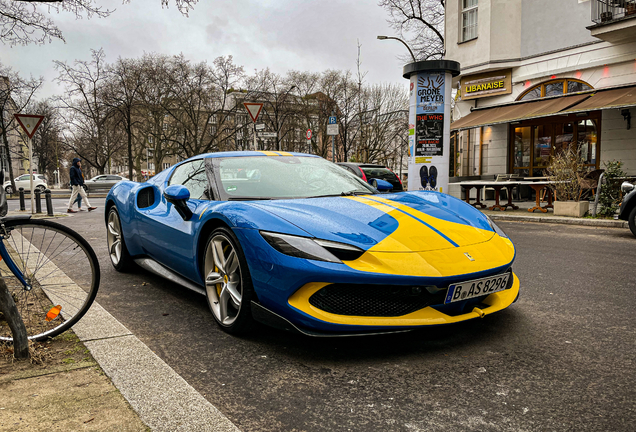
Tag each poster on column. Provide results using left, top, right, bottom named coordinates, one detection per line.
left=408, top=71, right=451, bottom=193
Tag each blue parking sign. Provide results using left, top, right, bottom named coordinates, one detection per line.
left=328, top=116, right=337, bottom=124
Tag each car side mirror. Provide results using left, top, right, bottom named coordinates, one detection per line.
left=369, top=178, right=393, bottom=192
left=163, top=185, right=193, bottom=221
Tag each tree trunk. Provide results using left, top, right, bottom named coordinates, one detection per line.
left=0, top=277, right=29, bottom=359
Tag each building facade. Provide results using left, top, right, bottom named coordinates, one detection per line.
left=446, top=0, right=636, bottom=196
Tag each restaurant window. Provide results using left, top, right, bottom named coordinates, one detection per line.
left=509, top=113, right=600, bottom=177
left=518, top=79, right=592, bottom=101
left=461, top=0, right=478, bottom=42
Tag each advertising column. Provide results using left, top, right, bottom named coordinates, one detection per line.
left=403, top=61, right=460, bottom=194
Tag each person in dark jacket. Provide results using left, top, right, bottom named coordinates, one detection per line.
left=67, top=158, right=96, bottom=213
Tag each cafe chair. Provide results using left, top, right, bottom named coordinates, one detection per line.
left=578, top=169, right=604, bottom=201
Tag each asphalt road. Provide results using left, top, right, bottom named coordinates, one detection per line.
left=14, top=198, right=636, bottom=431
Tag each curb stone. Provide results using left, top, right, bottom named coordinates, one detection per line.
left=486, top=213, right=628, bottom=228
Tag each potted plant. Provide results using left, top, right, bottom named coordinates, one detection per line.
left=545, top=148, right=589, bottom=217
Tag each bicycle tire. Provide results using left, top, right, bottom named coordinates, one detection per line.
left=0, top=218, right=100, bottom=342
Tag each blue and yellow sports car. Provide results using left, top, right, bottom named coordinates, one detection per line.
left=105, top=152, right=519, bottom=336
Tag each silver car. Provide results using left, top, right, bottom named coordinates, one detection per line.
left=84, top=175, right=126, bottom=193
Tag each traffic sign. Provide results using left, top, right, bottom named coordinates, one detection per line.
left=306, top=129, right=312, bottom=140
left=255, top=123, right=265, bottom=130
left=328, top=116, right=337, bottom=125
left=327, top=124, right=339, bottom=136
left=243, top=103, right=264, bottom=123
left=14, top=114, right=45, bottom=139
left=257, top=131, right=277, bottom=138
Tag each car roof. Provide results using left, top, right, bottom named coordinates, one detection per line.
left=195, top=151, right=322, bottom=160
left=338, top=162, right=386, bottom=168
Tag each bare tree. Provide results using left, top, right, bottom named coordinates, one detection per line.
left=30, top=99, right=63, bottom=181
left=104, top=56, right=146, bottom=180
left=160, top=54, right=244, bottom=158
left=0, top=62, right=43, bottom=189
left=53, top=48, right=114, bottom=174
left=378, top=0, right=445, bottom=61
left=0, top=1, right=199, bottom=46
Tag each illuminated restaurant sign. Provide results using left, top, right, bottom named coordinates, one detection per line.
left=460, top=69, right=512, bottom=100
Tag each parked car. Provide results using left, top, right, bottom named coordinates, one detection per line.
left=105, top=151, right=519, bottom=336
left=337, top=162, right=404, bottom=191
left=3, top=174, right=47, bottom=194
left=84, top=174, right=126, bottom=193
left=618, top=180, right=636, bottom=237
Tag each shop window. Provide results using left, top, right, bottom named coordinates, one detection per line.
left=461, top=0, right=478, bottom=42
left=510, top=114, right=600, bottom=177
left=577, top=119, right=597, bottom=167
left=518, top=79, right=592, bottom=101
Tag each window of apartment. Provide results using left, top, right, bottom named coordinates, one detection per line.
left=163, top=163, right=171, bottom=170
left=461, top=0, right=478, bottom=42
left=518, top=79, right=593, bottom=101
left=148, top=136, right=153, bottom=144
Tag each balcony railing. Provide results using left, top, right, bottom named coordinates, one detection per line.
left=592, top=0, right=636, bottom=24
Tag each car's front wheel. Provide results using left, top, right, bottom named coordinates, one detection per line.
left=203, top=227, right=254, bottom=334
left=629, top=206, right=636, bottom=238
left=35, top=185, right=46, bottom=193
left=106, top=207, right=134, bottom=272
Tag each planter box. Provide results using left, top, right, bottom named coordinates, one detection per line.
left=554, top=200, right=589, bottom=217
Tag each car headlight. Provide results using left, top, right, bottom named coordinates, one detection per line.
left=621, top=181, right=635, bottom=194
left=485, top=215, right=508, bottom=239
left=260, top=231, right=364, bottom=263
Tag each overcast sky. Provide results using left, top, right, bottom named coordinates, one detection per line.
left=1, top=0, right=411, bottom=99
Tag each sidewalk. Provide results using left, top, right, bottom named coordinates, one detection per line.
left=475, top=198, right=628, bottom=229
left=0, top=203, right=627, bottom=431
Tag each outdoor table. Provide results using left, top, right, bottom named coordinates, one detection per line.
left=518, top=181, right=554, bottom=213
left=455, top=180, right=520, bottom=211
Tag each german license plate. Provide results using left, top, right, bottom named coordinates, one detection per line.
left=444, top=273, right=510, bottom=304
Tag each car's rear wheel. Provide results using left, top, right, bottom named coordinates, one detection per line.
left=203, top=227, right=254, bottom=334
left=5, top=185, right=13, bottom=194
left=106, top=207, right=134, bottom=272
left=628, top=206, right=636, bottom=238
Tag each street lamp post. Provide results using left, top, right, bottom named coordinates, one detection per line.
left=377, top=36, right=417, bottom=62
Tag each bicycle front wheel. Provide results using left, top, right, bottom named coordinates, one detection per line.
left=0, top=218, right=100, bottom=342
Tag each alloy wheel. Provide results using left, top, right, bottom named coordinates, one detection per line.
left=107, top=210, right=123, bottom=266
left=204, top=234, right=243, bottom=326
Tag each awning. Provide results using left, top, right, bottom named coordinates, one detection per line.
left=561, top=86, right=636, bottom=113
left=451, top=85, right=636, bottom=131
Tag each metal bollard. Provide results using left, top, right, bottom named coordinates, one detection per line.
left=45, top=189, right=54, bottom=216
left=18, top=188, right=25, bottom=211
left=35, top=189, right=42, bottom=213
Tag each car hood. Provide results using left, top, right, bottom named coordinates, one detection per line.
left=249, top=191, right=496, bottom=253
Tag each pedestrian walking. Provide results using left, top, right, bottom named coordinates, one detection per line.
left=67, top=158, right=96, bottom=213
left=73, top=193, right=84, bottom=211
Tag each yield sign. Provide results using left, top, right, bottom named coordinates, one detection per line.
left=14, top=114, right=45, bottom=139
left=243, top=102, right=264, bottom=123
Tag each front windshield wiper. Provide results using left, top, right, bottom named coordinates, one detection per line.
left=227, top=197, right=272, bottom=201
left=305, top=190, right=373, bottom=199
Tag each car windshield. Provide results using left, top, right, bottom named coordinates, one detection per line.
left=213, top=156, right=375, bottom=200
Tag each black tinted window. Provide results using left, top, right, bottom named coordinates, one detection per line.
left=168, top=159, right=210, bottom=200
left=361, top=167, right=397, bottom=181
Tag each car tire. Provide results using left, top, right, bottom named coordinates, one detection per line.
left=106, top=207, right=134, bottom=272
left=629, top=206, right=636, bottom=238
left=203, top=226, right=255, bottom=334
left=5, top=186, right=13, bottom=194
left=35, top=185, right=46, bottom=193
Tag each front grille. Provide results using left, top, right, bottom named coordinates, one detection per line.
left=308, top=268, right=514, bottom=317
left=308, top=284, right=447, bottom=317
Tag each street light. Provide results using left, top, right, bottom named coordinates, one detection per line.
left=377, top=35, right=417, bottom=63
